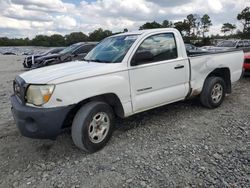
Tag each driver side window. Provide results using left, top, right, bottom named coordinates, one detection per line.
left=131, top=33, right=177, bottom=66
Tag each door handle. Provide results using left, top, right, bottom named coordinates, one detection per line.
left=174, top=65, right=184, bottom=69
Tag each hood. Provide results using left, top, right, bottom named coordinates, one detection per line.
left=25, top=54, right=44, bottom=59
left=19, top=61, right=124, bottom=84
left=33, top=54, right=43, bottom=59
left=36, top=53, right=60, bottom=61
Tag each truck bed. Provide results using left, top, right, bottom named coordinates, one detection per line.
left=188, top=49, right=244, bottom=96
left=187, top=48, right=243, bottom=57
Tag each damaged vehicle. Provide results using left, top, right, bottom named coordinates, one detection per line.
left=11, top=28, right=244, bottom=153
left=23, top=47, right=65, bottom=68
left=30, top=42, right=97, bottom=69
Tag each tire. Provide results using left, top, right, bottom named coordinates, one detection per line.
left=71, top=101, right=114, bottom=153
left=200, top=77, right=226, bottom=109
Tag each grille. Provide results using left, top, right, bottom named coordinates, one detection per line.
left=25, top=56, right=33, bottom=67
left=27, top=56, right=32, bottom=61
left=245, top=58, right=250, bottom=64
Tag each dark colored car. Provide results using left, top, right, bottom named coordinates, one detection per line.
left=31, top=42, right=98, bottom=69
left=23, top=47, right=65, bottom=68
left=3, top=52, right=17, bottom=55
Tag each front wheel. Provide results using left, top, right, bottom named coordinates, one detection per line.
left=200, top=77, right=226, bottom=109
left=71, top=101, right=114, bottom=153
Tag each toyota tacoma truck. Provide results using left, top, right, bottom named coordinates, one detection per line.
left=11, top=28, right=244, bottom=153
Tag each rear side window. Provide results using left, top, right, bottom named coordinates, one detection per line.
left=131, top=33, right=177, bottom=66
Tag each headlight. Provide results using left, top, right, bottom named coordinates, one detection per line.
left=26, top=85, right=55, bottom=106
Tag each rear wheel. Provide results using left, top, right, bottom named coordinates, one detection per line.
left=200, top=77, right=226, bottom=109
left=71, top=101, right=114, bottom=153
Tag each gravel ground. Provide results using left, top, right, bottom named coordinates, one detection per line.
left=0, top=55, right=249, bottom=188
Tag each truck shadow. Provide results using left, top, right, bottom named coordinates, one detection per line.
left=113, top=98, right=202, bottom=133
left=243, top=73, right=250, bottom=78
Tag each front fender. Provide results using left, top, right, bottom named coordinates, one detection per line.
left=43, top=71, right=131, bottom=111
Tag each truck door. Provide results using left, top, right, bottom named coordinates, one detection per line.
left=128, top=33, right=189, bottom=113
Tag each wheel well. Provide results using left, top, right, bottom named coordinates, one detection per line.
left=62, top=93, right=124, bottom=128
left=207, top=68, right=231, bottom=94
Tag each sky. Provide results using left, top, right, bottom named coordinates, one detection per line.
left=0, top=0, right=249, bottom=38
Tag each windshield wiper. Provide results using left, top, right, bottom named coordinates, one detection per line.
left=93, top=59, right=110, bottom=63
left=84, top=59, right=110, bottom=63
left=83, top=58, right=111, bottom=63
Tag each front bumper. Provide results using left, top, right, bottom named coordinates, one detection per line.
left=11, top=95, right=74, bottom=139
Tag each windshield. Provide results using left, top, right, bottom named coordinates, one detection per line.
left=84, top=35, right=139, bottom=63
left=59, top=43, right=80, bottom=54
left=40, top=48, right=57, bottom=55
left=216, top=41, right=237, bottom=47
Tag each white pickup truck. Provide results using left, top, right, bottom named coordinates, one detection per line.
left=11, top=28, right=244, bottom=152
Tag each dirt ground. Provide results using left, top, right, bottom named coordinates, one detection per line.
left=0, top=55, right=249, bottom=188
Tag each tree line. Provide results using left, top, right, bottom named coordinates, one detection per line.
left=0, top=7, right=249, bottom=47
left=138, top=7, right=249, bottom=46
left=140, top=14, right=212, bottom=38
left=0, top=28, right=113, bottom=47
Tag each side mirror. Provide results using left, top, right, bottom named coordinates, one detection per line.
left=131, top=51, right=154, bottom=66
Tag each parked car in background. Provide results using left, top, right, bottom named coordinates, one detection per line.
left=185, top=43, right=198, bottom=51
left=216, top=40, right=250, bottom=49
left=197, top=40, right=250, bottom=53
left=31, top=42, right=97, bottom=69
left=185, top=43, right=210, bottom=55
left=11, top=28, right=244, bottom=152
left=244, top=52, right=250, bottom=74
left=23, top=47, right=65, bottom=68
left=3, top=52, right=17, bottom=55
left=199, top=46, right=220, bottom=51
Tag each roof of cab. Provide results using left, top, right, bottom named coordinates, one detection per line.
left=114, top=28, right=179, bottom=37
